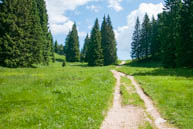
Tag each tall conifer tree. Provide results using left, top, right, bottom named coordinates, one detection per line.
left=66, top=23, right=80, bottom=62
left=176, top=0, right=193, bottom=67
left=131, top=17, right=141, bottom=60
left=0, top=0, right=44, bottom=67
left=88, top=19, right=103, bottom=66
left=101, top=15, right=117, bottom=65
left=81, top=34, right=90, bottom=62
left=140, top=14, right=151, bottom=59
left=36, top=0, right=52, bottom=65
left=162, top=0, right=181, bottom=68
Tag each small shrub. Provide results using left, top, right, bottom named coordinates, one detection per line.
left=62, top=60, right=66, bottom=67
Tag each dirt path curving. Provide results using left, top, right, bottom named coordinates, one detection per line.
left=101, top=69, right=177, bottom=129
left=101, top=70, right=145, bottom=129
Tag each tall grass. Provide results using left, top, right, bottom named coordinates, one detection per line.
left=0, top=59, right=115, bottom=129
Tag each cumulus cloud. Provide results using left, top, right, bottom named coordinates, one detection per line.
left=45, top=0, right=94, bottom=35
left=108, top=0, right=123, bottom=12
left=115, top=3, right=164, bottom=60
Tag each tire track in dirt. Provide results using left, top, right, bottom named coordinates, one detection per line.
left=101, top=68, right=177, bottom=129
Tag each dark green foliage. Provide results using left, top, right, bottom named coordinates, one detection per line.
left=54, top=40, right=58, bottom=53
left=62, top=60, right=66, bottom=67
left=48, top=31, right=55, bottom=62
left=176, top=0, right=193, bottom=67
left=150, top=16, right=160, bottom=59
left=65, top=24, right=80, bottom=62
left=36, top=0, right=51, bottom=65
left=81, top=34, right=90, bottom=62
left=87, top=19, right=103, bottom=66
left=140, top=14, right=151, bottom=58
left=0, top=0, right=42, bottom=67
left=131, top=17, right=141, bottom=60
left=131, top=0, right=192, bottom=68
left=101, top=15, right=117, bottom=65
left=161, top=0, right=182, bottom=68
left=0, top=0, right=53, bottom=67
left=54, top=41, right=65, bottom=55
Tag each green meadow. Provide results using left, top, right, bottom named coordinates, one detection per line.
left=117, top=62, right=193, bottom=129
left=0, top=54, right=193, bottom=129
left=0, top=55, right=115, bottom=129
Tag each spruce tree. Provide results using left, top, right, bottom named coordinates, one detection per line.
left=176, top=0, right=193, bottom=67
left=0, top=0, right=43, bottom=67
left=101, top=15, right=117, bottom=65
left=131, top=17, right=141, bottom=60
left=150, top=16, right=160, bottom=59
left=54, top=41, right=58, bottom=53
left=36, top=0, right=52, bottom=65
left=81, top=34, right=90, bottom=62
left=48, top=31, right=55, bottom=62
left=162, top=0, right=181, bottom=68
left=140, top=14, right=151, bottom=59
left=66, top=23, right=80, bottom=62
left=64, top=31, right=71, bottom=58
left=88, top=19, right=103, bottom=66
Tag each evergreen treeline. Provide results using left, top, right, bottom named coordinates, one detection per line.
left=79, top=15, right=117, bottom=66
left=0, top=0, right=54, bottom=67
left=64, top=15, right=117, bottom=66
left=131, top=0, right=193, bottom=68
left=65, top=23, right=80, bottom=62
left=54, top=41, right=65, bottom=56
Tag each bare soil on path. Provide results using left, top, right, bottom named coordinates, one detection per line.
left=101, top=68, right=177, bottom=129
left=101, top=70, right=146, bottom=129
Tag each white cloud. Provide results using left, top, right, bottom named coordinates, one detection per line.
left=50, top=22, right=74, bottom=35
left=86, top=5, right=100, bottom=12
left=45, top=0, right=94, bottom=35
left=108, top=0, right=123, bottom=12
left=115, top=3, right=164, bottom=60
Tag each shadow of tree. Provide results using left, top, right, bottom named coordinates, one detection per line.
left=132, top=67, right=193, bottom=78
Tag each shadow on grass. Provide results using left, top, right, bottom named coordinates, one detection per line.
left=0, top=64, right=37, bottom=69
left=56, top=58, right=64, bottom=62
left=132, top=68, right=193, bottom=78
left=123, top=61, right=193, bottom=78
left=124, top=60, right=162, bottom=68
left=69, top=64, right=90, bottom=67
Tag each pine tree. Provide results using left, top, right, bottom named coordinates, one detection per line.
left=176, top=0, right=193, bottom=67
left=36, top=0, right=52, bottom=65
left=64, top=31, right=71, bottom=57
left=131, top=17, right=141, bottom=60
left=0, top=0, right=44, bottom=67
left=162, top=0, right=181, bottom=68
left=150, top=16, right=160, bottom=59
left=48, top=31, right=55, bottom=62
left=81, top=34, right=90, bottom=62
left=66, top=23, right=80, bottom=62
left=88, top=19, right=103, bottom=66
left=101, top=15, right=117, bottom=65
left=54, top=41, right=58, bottom=53
left=140, top=14, right=151, bottom=59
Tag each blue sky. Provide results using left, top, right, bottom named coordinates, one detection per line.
left=45, top=0, right=164, bottom=60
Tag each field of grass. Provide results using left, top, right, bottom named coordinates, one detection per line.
left=117, top=62, right=193, bottom=129
left=120, top=76, right=144, bottom=107
left=0, top=55, right=116, bottom=129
